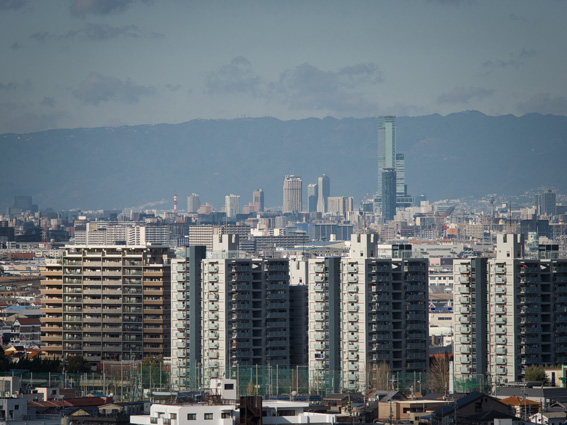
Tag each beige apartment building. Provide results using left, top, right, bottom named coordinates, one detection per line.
left=41, top=245, right=172, bottom=362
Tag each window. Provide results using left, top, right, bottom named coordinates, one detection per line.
left=170, top=414, right=177, bottom=420
left=187, top=414, right=196, bottom=421
left=204, top=413, right=214, bottom=420
left=221, top=412, right=231, bottom=419
left=224, top=383, right=234, bottom=390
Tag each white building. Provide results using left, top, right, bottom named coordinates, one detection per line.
left=225, top=195, right=240, bottom=218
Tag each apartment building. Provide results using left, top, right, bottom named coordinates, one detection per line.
left=454, top=234, right=567, bottom=384
left=171, top=246, right=207, bottom=391
left=308, top=234, right=429, bottom=393
left=186, top=235, right=291, bottom=385
left=41, top=245, right=172, bottom=362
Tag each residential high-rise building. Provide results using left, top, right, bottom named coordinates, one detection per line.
left=381, top=168, right=397, bottom=221
left=187, top=194, right=201, bottom=214
left=225, top=194, right=240, bottom=218
left=41, top=245, right=172, bottom=361
left=308, top=234, right=429, bottom=393
left=252, top=189, right=264, bottom=212
left=307, top=183, right=318, bottom=213
left=453, top=234, right=567, bottom=386
left=171, top=246, right=207, bottom=390
left=317, top=175, right=330, bottom=213
left=201, top=235, right=290, bottom=384
left=453, top=258, right=488, bottom=384
left=283, top=175, right=302, bottom=213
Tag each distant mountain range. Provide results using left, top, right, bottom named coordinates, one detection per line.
left=1, top=111, right=567, bottom=211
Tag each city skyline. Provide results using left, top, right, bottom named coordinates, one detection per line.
left=1, top=1, right=567, bottom=134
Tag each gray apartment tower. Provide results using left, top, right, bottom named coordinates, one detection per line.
left=308, top=234, right=429, bottom=393
left=171, top=245, right=207, bottom=390
left=454, top=234, right=567, bottom=385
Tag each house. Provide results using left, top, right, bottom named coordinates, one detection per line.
left=500, top=396, right=540, bottom=418
left=529, top=408, right=567, bottom=425
left=426, top=392, right=517, bottom=425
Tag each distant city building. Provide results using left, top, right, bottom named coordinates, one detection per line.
left=252, top=188, right=264, bottom=212
left=327, top=196, right=354, bottom=217
left=225, top=194, right=240, bottom=218
left=307, top=183, right=318, bottom=213
left=41, top=245, right=173, bottom=361
left=381, top=168, right=397, bottom=221
left=536, top=189, right=556, bottom=216
left=375, top=116, right=412, bottom=213
left=187, top=193, right=201, bottom=213
left=317, top=174, right=330, bottom=213
left=283, top=175, right=302, bottom=213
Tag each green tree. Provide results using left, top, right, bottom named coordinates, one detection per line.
left=524, top=365, right=547, bottom=383
left=66, top=355, right=91, bottom=373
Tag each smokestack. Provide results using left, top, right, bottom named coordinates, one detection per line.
left=174, top=193, right=177, bottom=213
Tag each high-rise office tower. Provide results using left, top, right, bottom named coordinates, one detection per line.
left=41, top=245, right=172, bottom=361
left=283, top=175, right=302, bottom=213
left=201, top=235, right=290, bottom=384
left=376, top=116, right=411, bottom=212
left=225, top=194, right=240, bottom=218
left=252, top=189, right=264, bottom=212
left=187, top=194, right=201, bottom=213
left=536, top=189, right=557, bottom=216
left=171, top=246, right=207, bottom=390
left=308, top=234, right=429, bottom=393
left=453, top=234, right=567, bottom=385
left=381, top=168, right=397, bottom=221
left=307, top=183, right=318, bottom=213
left=377, top=116, right=397, bottom=197
left=317, top=175, right=330, bottom=213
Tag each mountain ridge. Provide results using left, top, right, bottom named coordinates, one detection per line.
left=1, top=111, right=566, bottom=211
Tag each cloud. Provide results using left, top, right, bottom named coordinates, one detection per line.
left=438, top=86, right=494, bottom=104
left=64, top=23, right=144, bottom=40
left=482, top=48, right=536, bottom=72
left=206, top=56, right=263, bottom=96
left=10, top=42, right=22, bottom=50
left=30, top=32, right=53, bottom=42
left=31, top=24, right=159, bottom=42
left=0, top=80, right=30, bottom=91
left=40, top=96, right=56, bottom=107
left=270, top=62, right=382, bottom=114
left=73, top=72, right=155, bottom=105
left=206, top=58, right=382, bottom=115
left=517, top=93, right=567, bottom=116
left=0, top=0, right=27, bottom=10
left=70, top=0, right=136, bottom=17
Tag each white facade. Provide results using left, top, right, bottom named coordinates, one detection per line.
left=225, top=195, right=240, bottom=218
left=283, top=175, right=302, bottom=213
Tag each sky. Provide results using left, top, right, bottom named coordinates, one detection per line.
left=1, top=0, right=566, bottom=134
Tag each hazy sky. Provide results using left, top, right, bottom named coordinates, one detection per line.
left=1, top=0, right=566, bottom=134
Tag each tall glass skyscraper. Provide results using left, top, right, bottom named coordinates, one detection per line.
left=377, top=116, right=397, bottom=197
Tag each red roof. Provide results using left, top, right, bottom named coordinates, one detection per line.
left=15, top=317, right=41, bottom=325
